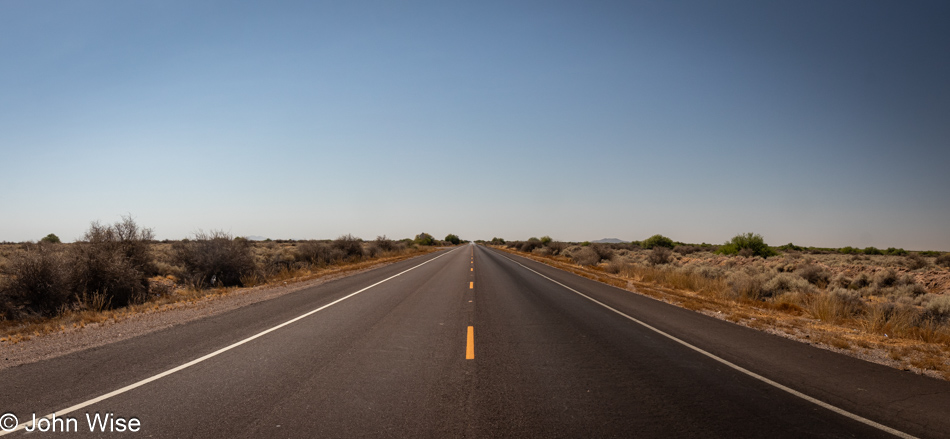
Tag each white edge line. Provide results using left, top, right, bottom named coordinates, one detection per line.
left=495, top=251, right=917, bottom=439
left=1, top=247, right=460, bottom=436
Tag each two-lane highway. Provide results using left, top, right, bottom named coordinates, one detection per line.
left=1, top=244, right=948, bottom=438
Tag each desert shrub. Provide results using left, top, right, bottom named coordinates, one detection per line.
left=70, top=217, right=154, bottom=307
left=923, top=295, right=950, bottom=322
left=904, top=254, right=929, bottom=270
left=591, top=244, right=615, bottom=262
left=374, top=236, right=397, bottom=252
left=648, top=247, right=672, bottom=265
left=717, top=233, right=777, bottom=258
left=532, top=246, right=553, bottom=256
left=873, top=269, right=899, bottom=289
left=839, top=246, right=858, bottom=255
left=547, top=241, right=568, bottom=255
left=778, top=243, right=805, bottom=252
left=262, top=247, right=296, bottom=274
left=808, top=288, right=865, bottom=323
left=831, top=274, right=852, bottom=289
left=490, top=237, right=506, bottom=245
left=332, top=234, right=364, bottom=261
left=174, top=231, right=257, bottom=288
left=888, top=284, right=927, bottom=299
left=571, top=247, right=601, bottom=266
left=850, top=272, right=872, bottom=290
left=936, top=253, right=950, bottom=268
left=695, top=265, right=723, bottom=280
left=0, top=244, right=70, bottom=317
left=796, top=264, right=831, bottom=287
left=726, top=272, right=770, bottom=300
left=444, top=234, right=461, bottom=245
left=764, top=273, right=815, bottom=296
left=604, top=258, right=626, bottom=274
left=414, top=233, right=436, bottom=246
left=40, top=233, right=61, bottom=244
left=519, top=238, right=543, bottom=253
left=295, top=241, right=333, bottom=266
left=863, top=246, right=883, bottom=255
left=884, top=247, right=907, bottom=256
left=672, top=245, right=699, bottom=255
left=539, top=236, right=553, bottom=246
left=642, top=234, right=674, bottom=249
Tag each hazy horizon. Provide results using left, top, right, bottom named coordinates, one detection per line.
left=2, top=1, right=948, bottom=250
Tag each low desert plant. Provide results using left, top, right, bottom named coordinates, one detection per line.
left=936, top=253, right=950, bottom=268
left=796, top=264, right=831, bottom=287
left=332, top=234, right=364, bottom=261
left=904, top=254, right=929, bottom=270
left=445, top=234, right=461, bottom=245
left=648, top=247, right=672, bottom=265
left=0, top=244, right=69, bottom=317
left=174, top=231, right=257, bottom=288
left=672, top=245, right=699, bottom=255
left=70, top=217, right=154, bottom=307
left=765, top=273, right=815, bottom=296
left=807, top=288, right=865, bottom=323
left=571, top=247, right=601, bottom=266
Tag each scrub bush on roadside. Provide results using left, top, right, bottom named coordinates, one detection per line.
left=332, top=234, right=364, bottom=261
left=0, top=243, right=69, bottom=318
left=70, top=217, right=155, bottom=307
left=571, top=247, right=601, bottom=266
left=174, top=231, right=257, bottom=288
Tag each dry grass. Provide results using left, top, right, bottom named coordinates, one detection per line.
left=496, top=245, right=950, bottom=380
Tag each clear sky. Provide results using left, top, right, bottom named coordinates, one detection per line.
left=2, top=1, right=949, bottom=250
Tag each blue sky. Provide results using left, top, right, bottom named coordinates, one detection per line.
left=2, top=1, right=949, bottom=250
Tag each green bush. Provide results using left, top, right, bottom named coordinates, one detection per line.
left=839, top=246, right=857, bottom=255
left=641, top=234, right=674, bottom=249
left=490, top=237, right=505, bottom=245
left=716, top=233, right=777, bottom=258
left=414, top=233, right=435, bottom=246
left=444, top=234, right=461, bottom=245
left=40, top=233, right=61, bottom=244
left=884, top=247, right=907, bottom=256
left=777, top=243, right=804, bottom=252
left=863, top=246, right=883, bottom=255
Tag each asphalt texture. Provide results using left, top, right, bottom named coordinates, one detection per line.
left=1, top=244, right=949, bottom=438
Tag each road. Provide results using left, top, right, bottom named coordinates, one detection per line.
left=1, top=244, right=949, bottom=438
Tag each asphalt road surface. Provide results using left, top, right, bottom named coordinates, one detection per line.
left=2, top=244, right=949, bottom=438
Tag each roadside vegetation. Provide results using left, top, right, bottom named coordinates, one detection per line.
left=496, top=234, right=950, bottom=379
left=0, top=218, right=459, bottom=341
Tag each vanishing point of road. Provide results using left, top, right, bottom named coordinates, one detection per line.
left=2, top=244, right=949, bottom=438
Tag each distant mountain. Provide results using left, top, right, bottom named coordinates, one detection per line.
left=592, top=238, right=625, bottom=244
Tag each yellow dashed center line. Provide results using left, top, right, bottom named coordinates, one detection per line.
left=469, top=281, right=473, bottom=289
left=466, top=326, right=475, bottom=359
